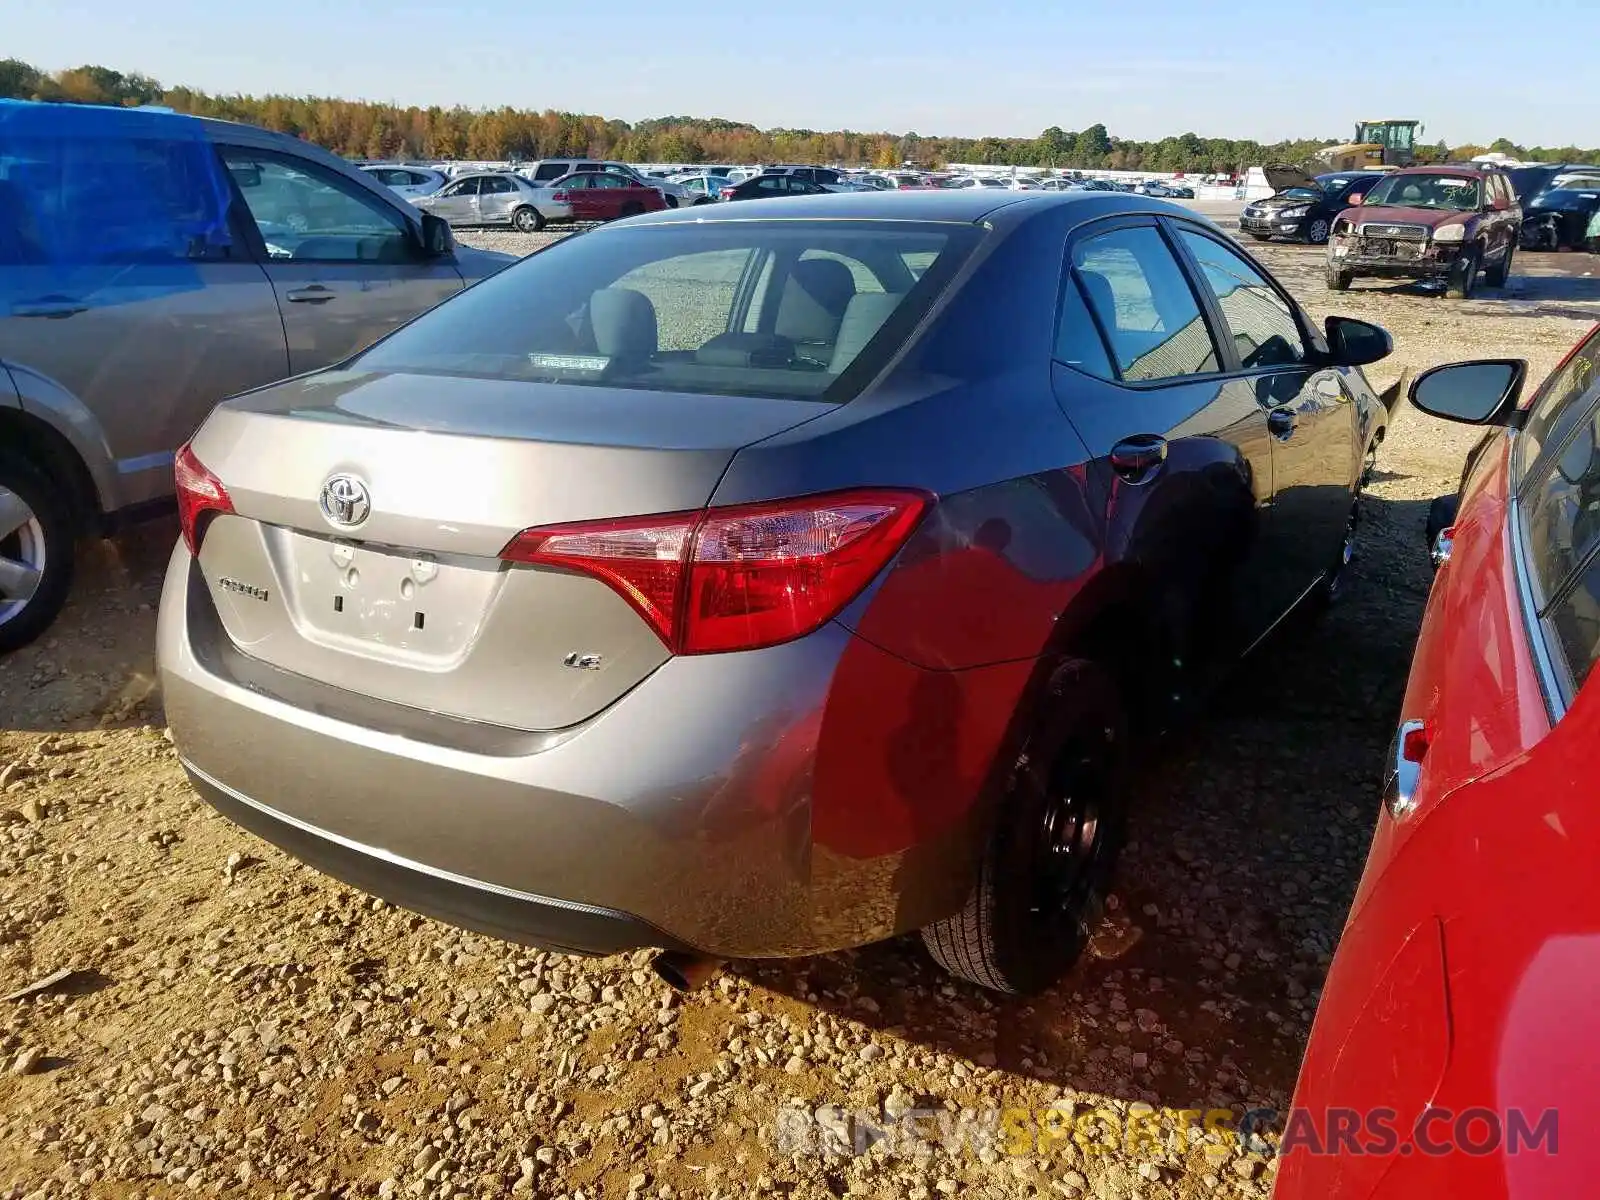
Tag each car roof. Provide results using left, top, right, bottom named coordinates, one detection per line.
left=1389, top=164, right=1500, bottom=177
left=619, top=189, right=1191, bottom=227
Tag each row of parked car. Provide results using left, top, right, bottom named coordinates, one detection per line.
left=358, top=159, right=1201, bottom=226
left=7, top=99, right=1597, bottom=1196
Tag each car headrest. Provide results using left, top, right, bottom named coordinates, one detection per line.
left=775, top=257, right=857, bottom=343
left=589, top=288, right=658, bottom=361
left=828, top=293, right=905, bottom=373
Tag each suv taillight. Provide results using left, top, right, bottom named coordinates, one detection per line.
left=174, top=443, right=234, bottom=554
left=501, top=489, right=930, bottom=654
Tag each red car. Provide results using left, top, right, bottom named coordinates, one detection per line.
left=1277, top=323, right=1600, bottom=1198
left=547, top=171, right=666, bottom=222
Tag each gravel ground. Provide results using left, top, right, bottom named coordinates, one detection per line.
left=1, top=225, right=1597, bottom=1200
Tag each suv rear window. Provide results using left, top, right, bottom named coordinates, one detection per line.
left=353, top=220, right=980, bottom=402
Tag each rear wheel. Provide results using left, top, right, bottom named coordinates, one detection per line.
left=511, top=206, right=543, bottom=233
left=1326, top=265, right=1353, bottom=291
left=921, top=659, right=1127, bottom=995
left=0, top=454, right=77, bottom=655
left=1305, top=217, right=1331, bottom=245
left=1485, top=242, right=1513, bottom=288
left=1445, top=247, right=1479, bottom=299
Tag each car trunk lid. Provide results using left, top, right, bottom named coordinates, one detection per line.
left=187, top=369, right=831, bottom=730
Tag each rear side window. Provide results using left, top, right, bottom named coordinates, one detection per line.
left=0, top=126, right=234, bottom=264
left=1053, top=272, right=1115, bottom=380
left=532, top=163, right=567, bottom=181
left=1070, top=226, right=1218, bottom=382
left=1518, top=329, right=1600, bottom=486
left=1176, top=230, right=1306, bottom=368
left=1547, top=560, right=1600, bottom=690
left=1526, top=402, right=1600, bottom=607
left=352, top=220, right=980, bottom=402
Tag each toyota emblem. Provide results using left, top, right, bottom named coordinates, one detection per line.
left=319, top=475, right=371, bottom=529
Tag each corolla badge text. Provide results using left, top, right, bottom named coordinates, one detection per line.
left=320, top=475, right=371, bottom=529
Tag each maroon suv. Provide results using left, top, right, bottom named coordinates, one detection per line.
left=1326, top=165, right=1522, bottom=298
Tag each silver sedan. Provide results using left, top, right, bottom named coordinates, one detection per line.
left=413, top=172, right=571, bottom=232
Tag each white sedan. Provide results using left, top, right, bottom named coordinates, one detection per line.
left=359, top=165, right=448, bottom=200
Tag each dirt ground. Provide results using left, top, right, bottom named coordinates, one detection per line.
left=2, top=228, right=1597, bottom=1200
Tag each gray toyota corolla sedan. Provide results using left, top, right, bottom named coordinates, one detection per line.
left=159, top=190, right=1392, bottom=994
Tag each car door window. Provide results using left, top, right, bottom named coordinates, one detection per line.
left=1526, top=400, right=1600, bottom=610
left=439, top=179, right=478, bottom=198
left=1070, top=225, right=1219, bottom=382
left=1053, top=268, right=1116, bottom=380
left=533, top=163, right=567, bottom=182
left=1518, top=328, right=1600, bottom=487
left=1175, top=230, right=1306, bottom=369
left=756, top=178, right=785, bottom=193
left=479, top=176, right=515, bottom=195
left=224, top=148, right=414, bottom=263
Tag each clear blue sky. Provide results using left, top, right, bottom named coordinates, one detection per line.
left=10, top=0, right=1598, bottom=146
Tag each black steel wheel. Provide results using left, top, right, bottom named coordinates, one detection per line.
left=921, top=659, right=1127, bottom=994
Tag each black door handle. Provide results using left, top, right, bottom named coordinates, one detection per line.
left=1109, top=435, right=1168, bottom=483
left=1269, top=408, right=1297, bottom=439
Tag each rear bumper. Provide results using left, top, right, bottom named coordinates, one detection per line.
left=183, top=760, right=685, bottom=955
left=158, top=543, right=1016, bottom=959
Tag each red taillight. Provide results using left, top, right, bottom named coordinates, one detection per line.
left=500, top=489, right=930, bottom=654
left=174, top=442, right=233, bottom=555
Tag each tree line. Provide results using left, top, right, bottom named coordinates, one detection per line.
left=3, top=58, right=1596, bottom=174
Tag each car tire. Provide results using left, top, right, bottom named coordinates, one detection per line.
left=1445, top=248, right=1479, bottom=299
left=920, top=658, right=1127, bottom=995
left=1310, top=494, right=1362, bottom=610
left=511, top=206, right=543, bottom=233
left=0, top=453, right=77, bottom=656
left=1326, top=265, right=1353, bottom=291
left=1305, top=217, right=1331, bottom=245
left=1485, top=242, right=1513, bottom=288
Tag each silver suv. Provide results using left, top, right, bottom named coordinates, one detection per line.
left=0, top=101, right=514, bottom=651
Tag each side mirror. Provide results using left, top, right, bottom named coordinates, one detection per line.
left=1409, top=359, right=1528, bottom=426
left=1347, top=193, right=1364, bottom=206
left=1324, top=315, right=1393, bottom=367
left=419, top=212, right=454, bottom=257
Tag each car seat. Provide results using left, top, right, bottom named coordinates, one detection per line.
left=828, top=293, right=906, bottom=373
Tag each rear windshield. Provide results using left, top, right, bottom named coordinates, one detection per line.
left=353, top=220, right=980, bottom=401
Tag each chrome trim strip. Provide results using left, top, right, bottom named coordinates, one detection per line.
left=179, top=756, right=624, bottom=919
left=1507, top=492, right=1567, bottom=725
